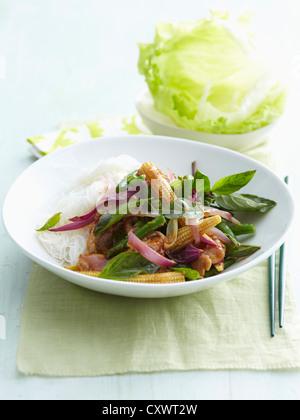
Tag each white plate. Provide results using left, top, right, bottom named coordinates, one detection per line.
left=136, top=90, right=278, bottom=153
left=3, top=135, right=294, bottom=298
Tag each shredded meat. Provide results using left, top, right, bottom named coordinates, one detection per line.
left=123, top=215, right=139, bottom=233
left=203, top=237, right=226, bottom=264
left=191, top=237, right=226, bottom=276
left=85, top=217, right=123, bottom=255
left=143, top=232, right=165, bottom=255
left=83, top=214, right=141, bottom=259
left=78, top=254, right=107, bottom=271
left=85, top=220, right=99, bottom=254
left=191, top=253, right=213, bottom=277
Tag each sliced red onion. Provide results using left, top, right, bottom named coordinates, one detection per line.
left=190, top=223, right=201, bottom=245
left=166, top=245, right=201, bottom=265
left=209, top=227, right=234, bottom=245
left=70, top=180, right=148, bottom=223
left=96, top=180, right=149, bottom=214
left=188, top=221, right=218, bottom=248
left=184, top=245, right=202, bottom=263
left=96, top=190, right=133, bottom=212
left=203, top=206, right=241, bottom=225
left=200, top=234, right=217, bottom=247
left=69, top=208, right=97, bottom=222
left=128, top=231, right=177, bottom=267
left=191, top=189, right=197, bottom=204
left=71, top=192, right=130, bottom=222
left=49, top=214, right=96, bottom=232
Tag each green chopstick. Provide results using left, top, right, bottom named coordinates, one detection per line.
left=279, top=175, right=289, bottom=328
left=278, top=242, right=287, bottom=328
left=269, top=253, right=276, bottom=337
left=268, top=175, right=289, bottom=337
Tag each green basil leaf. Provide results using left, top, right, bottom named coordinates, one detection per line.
left=116, top=170, right=145, bottom=193
left=94, top=212, right=124, bottom=236
left=204, top=196, right=214, bottom=206
left=239, top=194, right=277, bottom=213
left=213, top=193, right=277, bottom=213
left=193, top=169, right=210, bottom=194
left=170, top=267, right=200, bottom=280
left=36, top=212, right=62, bottom=232
left=211, top=170, right=256, bottom=195
left=99, top=252, right=160, bottom=280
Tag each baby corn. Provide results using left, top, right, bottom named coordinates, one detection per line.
left=169, top=215, right=222, bottom=251
left=129, top=272, right=185, bottom=284
left=139, top=162, right=176, bottom=204
left=65, top=266, right=102, bottom=277
left=63, top=269, right=185, bottom=283
left=65, top=265, right=80, bottom=271
left=75, top=271, right=102, bottom=277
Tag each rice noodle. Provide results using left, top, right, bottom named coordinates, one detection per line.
left=37, top=155, right=140, bottom=266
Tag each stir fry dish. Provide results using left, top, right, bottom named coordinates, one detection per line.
left=37, top=161, right=277, bottom=284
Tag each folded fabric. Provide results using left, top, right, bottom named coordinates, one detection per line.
left=27, top=114, right=151, bottom=157
left=17, top=261, right=300, bottom=377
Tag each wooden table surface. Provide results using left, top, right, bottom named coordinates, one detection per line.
left=1, top=0, right=300, bottom=400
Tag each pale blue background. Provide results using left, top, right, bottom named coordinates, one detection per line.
left=1, top=0, right=300, bottom=400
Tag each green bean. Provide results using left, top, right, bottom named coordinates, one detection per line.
left=217, top=221, right=240, bottom=248
left=225, top=244, right=261, bottom=258
left=107, top=215, right=166, bottom=259
left=230, top=224, right=256, bottom=236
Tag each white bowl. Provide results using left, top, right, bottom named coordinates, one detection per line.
left=3, top=135, right=294, bottom=298
left=136, top=90, right=278, bottom=153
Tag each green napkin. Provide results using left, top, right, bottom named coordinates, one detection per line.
left=18, top=116, right=300, bottom=376
left=17, top=262, right=300, bottom=376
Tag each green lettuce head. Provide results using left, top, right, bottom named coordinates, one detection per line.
left=138, top=11, right=286, bottom=134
